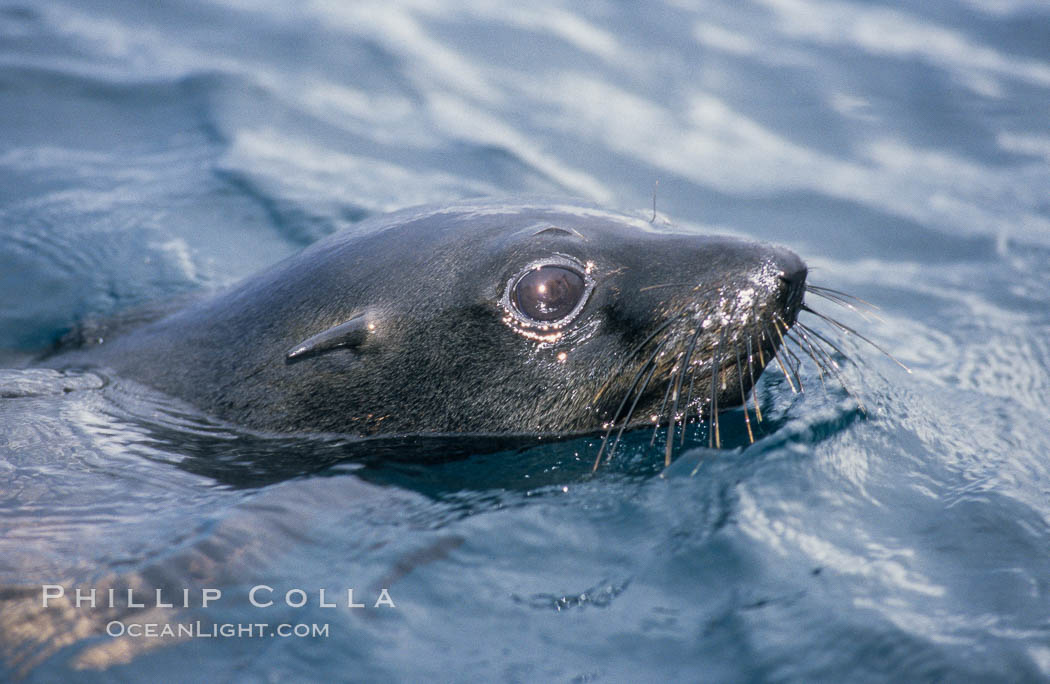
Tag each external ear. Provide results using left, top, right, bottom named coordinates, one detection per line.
left=286, top=312, right=371, bottom=362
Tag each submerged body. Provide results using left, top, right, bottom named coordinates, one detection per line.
left=46, top=199, right=807, bottom=443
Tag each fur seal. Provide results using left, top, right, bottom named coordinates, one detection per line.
left=46, top=199, right=821, bottom=460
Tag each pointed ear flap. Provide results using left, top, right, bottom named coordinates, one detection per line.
left=286, top=312, right=372, bottom=362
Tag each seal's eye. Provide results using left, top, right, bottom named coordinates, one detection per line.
left=512, top=265, right=586, bottom=322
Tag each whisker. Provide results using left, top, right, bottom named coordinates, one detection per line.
left=771, top=318, right=804, bottom=392
left=774, top=346, right=797, bottom=394
left=736, top=344, right=754, bottom=444
left=795, top=321, right=847, bottom=369
left=781, top=321, right=810, bottom=383
left=650, top=358, right=678, bottom=447
left=591, top=312, right=685, bottom=404
left=680, top=367, right=697, bottom=447
left=594, top=279, right=902, bottom=466
left=801, top=305, right=911, bottom=373
left=605, top=361, right=663, bottom=468
left=766, top=323, right=798, bottom=394
left=779, top=323, right=807, bottom=379
left=805, top=288, right=884, bottom=324
left=639, top=282, right=696, bottom=292
left=746, top=336, right=762, bottom=423
left=691, top=330, right=725, bottom=476
left=666, top=323, right=704, bottom=466
left=796, top=323, right=867, bottom=415
left=795, top=323, right=840, bottom=370
left=797, top=324, right=843, bottom=376
left=755, top=325, right=767, bottom=369
left=593, top=339, right=667, bottom=471
left=806, top=285, right=881, bottom=312
left=709, top=329, right=725, bottom=449
left=707, top=352, right=716, bottom=449
left=790, top=326, right=828, bottom=393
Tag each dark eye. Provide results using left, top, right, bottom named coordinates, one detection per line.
left=512, top=265, right=587, bottom=322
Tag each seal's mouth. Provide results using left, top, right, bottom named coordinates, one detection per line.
left=590, top=262, right=909, bottom=470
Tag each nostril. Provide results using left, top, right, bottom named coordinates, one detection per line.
left=775, top=253, right=808, bottom=310
left=778, top=263, right=807, bottom=290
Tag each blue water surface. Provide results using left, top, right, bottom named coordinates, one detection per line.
left=2, top=0, right=1050, bottom=681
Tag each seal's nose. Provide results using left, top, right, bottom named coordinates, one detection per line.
left=775, top=249, right=808, bottom=311
left=780, top=259, right=807, bottom=289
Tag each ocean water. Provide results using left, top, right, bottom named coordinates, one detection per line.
left=2, top=0, right=1050, bottom=681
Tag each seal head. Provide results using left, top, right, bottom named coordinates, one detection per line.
left=51, top=200, right=807, bottom=441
